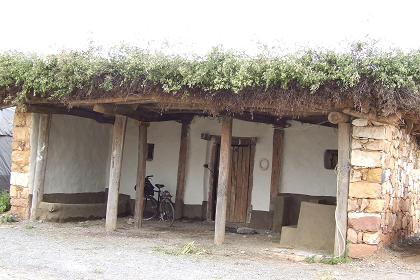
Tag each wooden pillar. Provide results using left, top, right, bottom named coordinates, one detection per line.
left=214, top=117, right=232, bottom=245
left=206, top=136, right=218, bottom=221
left=105, top=115, right=127, bottom=232
left=270, top=128, right=284, bottom=231
left=30, top=114, right=51, bottom=221
left=328, top=112, right=351, bottom=257
left=175, top=121, right=190, bottom=219
left=270, top=129, right=284, bottom=211
left=134, top=122, right=148, bottom=228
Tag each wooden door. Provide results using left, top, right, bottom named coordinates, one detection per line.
left=226, top=145, right=253, bottom=223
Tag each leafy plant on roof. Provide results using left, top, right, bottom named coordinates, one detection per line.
left=0, top=42, right=420, bottom=114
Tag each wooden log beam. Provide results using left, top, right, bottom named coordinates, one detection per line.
left=270, top=129, right=284, bottom=223
left=68, top=96, right=161, bottom=106
left=93, top=104, right=138, bottom=115
left=342, top=108, right=402, bottom=126
left=105, top=115, right=127, bottom=232
left=328, top=112, right=350, bottom=124
left=214, top=117, right=232, bottom=245
left=174, top=121, right=190, bottom=219
left=134, top=122, right=148, bottom=228
left=30, top=114, right=51, bottom=221
left=93, top=103, right=195, bottom=123
left=24, top=104, right=114, bottom=124
left=28, top=94, right=336, bottom=118
left=334, top=122, right=351, bottom=257
left=231, top=112, right=288, bottom=127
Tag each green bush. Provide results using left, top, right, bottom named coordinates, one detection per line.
left=0, top=191, right=11, bottom=213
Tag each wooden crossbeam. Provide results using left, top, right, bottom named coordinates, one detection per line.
left=93, top=104, right=195, bottom=122
left=23, top=104, right=114, bottom=124
left=28, top=94, right=336, bottom=118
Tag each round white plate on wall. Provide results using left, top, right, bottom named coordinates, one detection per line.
left=259, top=158, right=269, bottom=171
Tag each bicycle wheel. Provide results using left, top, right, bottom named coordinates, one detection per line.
left=143, top=196, right=158, bottom=221
left=159, top=199, right=175, bottom=227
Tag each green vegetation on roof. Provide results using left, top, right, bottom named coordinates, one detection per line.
left=1, top=43, right=420, bottom=107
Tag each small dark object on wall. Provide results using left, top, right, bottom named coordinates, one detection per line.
left=324, top=149, right=338, bottom=170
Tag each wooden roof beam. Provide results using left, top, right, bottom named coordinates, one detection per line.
left=230, top=112, right=288, bottom=127
left=23, top=104, right=114, bottom=124
left=92, top=104, right=196, bottom=123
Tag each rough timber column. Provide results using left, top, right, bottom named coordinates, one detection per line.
left=30, top=114, right=51, bottom=221
left=328, top=112, right=351, bottom=257
left=270, top=128, right=284, bottom=209
left=347, top=118, right=419, bottom=258
left=9, top=112, right=34, bottom=219
left=214, top=117, right=232, bottom=245
left=175, top=121, right=190, bottom=219
left=106, top=115, right=127, bottom=232
left=134, top=122, right=148, bottom=228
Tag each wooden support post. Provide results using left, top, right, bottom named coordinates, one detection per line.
left=105, top=115, right=127, bottom=232
left=334, top=122, right=351, bottom=257
left=214, top=117, right=232, bottom=245
left=270, top=128, right=284, bottom=231
left=270, top=129, right=284, bottom=211
left=175, top=121, right=190, bottom=219
left=30, top=114, right=51, bottom=221
left=206, top=136, right=218, bottom=221
left=134, top=122, right=148, bottom=228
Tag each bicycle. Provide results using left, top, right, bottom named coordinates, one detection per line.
left=135, top=175, right=175, bottom=227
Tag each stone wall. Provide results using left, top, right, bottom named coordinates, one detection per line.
left=347, top=119, right=420, bottom=258
left=9, top=112, right=33, bottom=219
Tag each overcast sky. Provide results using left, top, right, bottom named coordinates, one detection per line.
left=1, top=0, right=419, bottom=55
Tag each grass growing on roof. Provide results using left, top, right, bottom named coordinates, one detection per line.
left=1, top=42, right=420, bottom=114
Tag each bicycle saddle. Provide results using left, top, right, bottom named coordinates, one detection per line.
left=155, top=184, right=165, bottom=189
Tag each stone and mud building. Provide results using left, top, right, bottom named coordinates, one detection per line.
left=1, top=50, right=420, bottom=258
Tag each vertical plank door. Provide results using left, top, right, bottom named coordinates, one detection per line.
left=226, top=145, right=252, bottom=223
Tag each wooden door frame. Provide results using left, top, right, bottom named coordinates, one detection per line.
left=204, top=134, right=256, bottom=223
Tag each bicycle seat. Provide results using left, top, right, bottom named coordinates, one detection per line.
left=155, top=184, right=165, bottom=189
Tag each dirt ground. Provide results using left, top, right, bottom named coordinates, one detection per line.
left=1, top=218, right=420, bottom=280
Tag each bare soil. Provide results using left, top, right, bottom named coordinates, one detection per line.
left=0, top=218, right=420, bottom=280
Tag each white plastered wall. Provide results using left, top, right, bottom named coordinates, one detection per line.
left=43, top=114, right=112, bottom=194
left=40, top=115, right=338, bottom=212
left=280, top=121, right=338, bottom=196
left=119, top=119, right=181, bottom=198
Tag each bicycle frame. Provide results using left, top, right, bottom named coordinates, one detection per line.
left=145, top=176, right=173, bottom=205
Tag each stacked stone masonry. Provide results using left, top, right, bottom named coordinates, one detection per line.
left=348, top=119, right=420, bottom=258
left=9, top=112, right=32, bottom=219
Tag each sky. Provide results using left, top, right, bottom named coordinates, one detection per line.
left=1, top=0, right=420, bottom=55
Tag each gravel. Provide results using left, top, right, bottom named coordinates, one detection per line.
left=0, top=219, right=419, bottom=280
